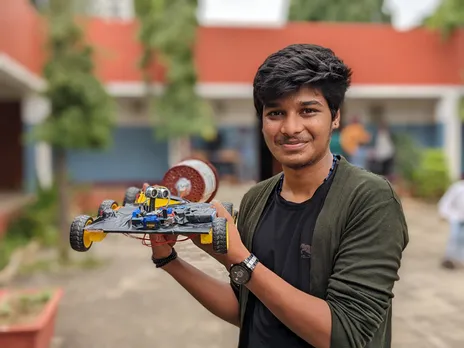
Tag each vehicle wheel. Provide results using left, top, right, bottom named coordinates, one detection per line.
left=123, top=186, right=141, bottom=205
left=70, top=215, right=94, bottom=252
left=222, top=202, right=233, bottom=216
left=212, top=217, right=228, bottom=254
left=98, top=199, right=119, bottom=216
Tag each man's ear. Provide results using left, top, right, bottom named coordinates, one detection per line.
left=332, top=110, right=341, bottom=129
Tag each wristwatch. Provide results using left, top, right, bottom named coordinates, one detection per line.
left=230, top=254, right=259, bottom=286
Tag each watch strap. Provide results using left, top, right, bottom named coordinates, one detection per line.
left=241, top=253, right=259, bottom=272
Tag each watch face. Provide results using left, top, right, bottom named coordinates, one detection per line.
left=230, top=265, right=250, bottom=285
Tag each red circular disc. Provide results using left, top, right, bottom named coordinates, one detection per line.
left=162, top=158, right=219, bottom=203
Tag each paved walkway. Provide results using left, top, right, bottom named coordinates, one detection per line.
left=9, top=184, right=464, bottom=348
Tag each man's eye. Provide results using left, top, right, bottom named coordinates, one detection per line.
left=302, top=108, right=317, bottom=115
left=267, top=111, right=284, bottom=117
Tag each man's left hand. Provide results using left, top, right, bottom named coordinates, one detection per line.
left=211, top=200, right=250, bottom=269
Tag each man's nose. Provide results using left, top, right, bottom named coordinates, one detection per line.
left=280, top=113, right=304, bottom=135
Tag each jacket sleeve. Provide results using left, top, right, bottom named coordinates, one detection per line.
left=236, top=191, right=251, bottom=242
left=327, top=195, right=408, bottom=348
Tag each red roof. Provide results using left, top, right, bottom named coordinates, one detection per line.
left=196, top=23, right=464, bottom=85
left=1, top=0, right=463, bottom=86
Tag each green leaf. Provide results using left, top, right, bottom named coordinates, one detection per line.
left=288, top=0, right=390, bottom=22
left=31, top=2, right=115, bottom=150
left=134, top=0, right=214, bottom=140
left=425, top=0, right=464, bottom=40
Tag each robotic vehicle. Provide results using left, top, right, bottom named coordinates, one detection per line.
left=70, top=185, right=236, bottom=255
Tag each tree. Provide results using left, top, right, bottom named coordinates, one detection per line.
left=32, top=0, right=115, bottom=262
left=425, top=0, right=464, bottom=39
left=134, top=0, right=215, bottom=143
left=425, top=0, right=464, bottom=120
left=288, top=0, right=390, bottom=23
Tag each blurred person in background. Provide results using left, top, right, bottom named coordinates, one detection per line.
left=438, top=180, right=464, bottom=269
left=148, top=44, right=408, bottom=348
left=370, top=120, right=396, bottom=180
left=340, top=116, right=371, bottom=168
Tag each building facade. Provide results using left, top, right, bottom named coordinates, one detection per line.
left=0, top=0, right=463, bottom=193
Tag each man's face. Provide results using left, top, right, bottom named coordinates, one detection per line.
left=261, top=86, right=339, bottom=170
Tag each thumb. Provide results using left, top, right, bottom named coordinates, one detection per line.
left=212, top=200, right=234, bottom=224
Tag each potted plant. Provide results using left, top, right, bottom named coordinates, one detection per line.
left=0, top=288, right=63, bottom=348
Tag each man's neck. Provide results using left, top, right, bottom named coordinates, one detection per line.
left=280, top=151, right=334, bottom=203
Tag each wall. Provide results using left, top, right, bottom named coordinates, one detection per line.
left=115, top=97, right=151, bottom=126
left=211, top=99, right=258, bottom=126
left=0, top=0, right=45, bottom=74
left=66, top=97, right=169, bottom=185
left=66, top=126, right=169, bottom=185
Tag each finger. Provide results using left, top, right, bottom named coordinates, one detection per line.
left=150, top=234, right=166, bottom=244
left=166, top=234, right=177, bottom=247
left=165, top=234, right=178, bottom=242
left=212, top=200, right=234, bottom=223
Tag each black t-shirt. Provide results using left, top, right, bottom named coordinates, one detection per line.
left=233, top=159, right=338, bottom=348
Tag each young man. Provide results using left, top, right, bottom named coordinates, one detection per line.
left=149, top=44, right=409, bottom=348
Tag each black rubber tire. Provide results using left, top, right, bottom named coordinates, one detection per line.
left=98, top=199, right=118, bottom=216
left=212, top=217, right=228, bottom=254
left=70, top=215, right=93, bottom=252
left=123, top=186, right=141, bottom=205
left=222, top=202, right=234, bottom=216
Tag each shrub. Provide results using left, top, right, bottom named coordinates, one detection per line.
left=0, top=184, right=59, bottom=270
left=412, top=148, right=451, bottom=200
left=393, top=132, right=423, bottom=187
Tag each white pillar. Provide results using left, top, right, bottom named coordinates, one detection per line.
left=435, top=89, right=462, bottom=181
left=21, top=94, right=53, bottom=189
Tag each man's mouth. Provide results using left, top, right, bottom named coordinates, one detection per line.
left=279, top=141, right=308, bottom=150
left=284, top=141, right=305, bottom=145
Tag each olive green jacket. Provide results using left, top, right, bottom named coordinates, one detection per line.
left=236, top=157, right=409, bottom=348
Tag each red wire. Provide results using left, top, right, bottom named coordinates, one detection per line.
left=123, top=190, right=195, bottom=247
left=124, top=233, right=195, bottom=247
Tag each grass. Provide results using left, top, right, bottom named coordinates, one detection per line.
left=0, top=289, right=52, bottom=326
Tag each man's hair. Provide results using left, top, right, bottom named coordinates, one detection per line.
left=253, top=44, right=352, bottom=120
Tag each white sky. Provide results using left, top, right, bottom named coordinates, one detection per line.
left=197, top=0, right=444, bottom=31
left=382, top=0, right=444, bottom=31
left=197, top=0, right=290, bottom=27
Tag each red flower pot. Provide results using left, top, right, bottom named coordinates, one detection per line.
left=0, top=288, right=63, bottom=348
